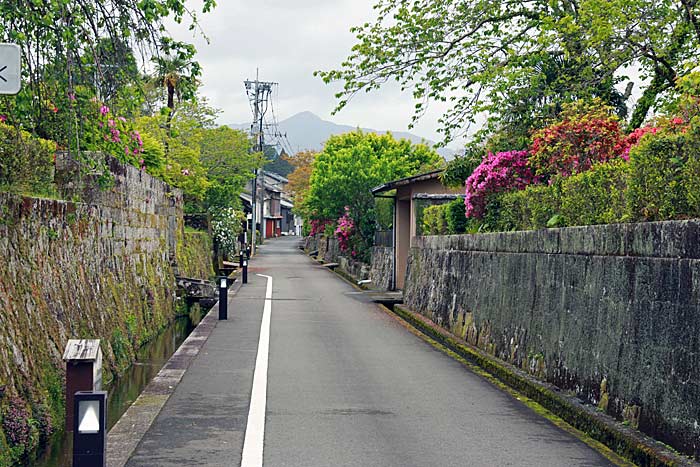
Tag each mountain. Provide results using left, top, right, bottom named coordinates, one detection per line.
left=229, top=111, right=456, bottom=160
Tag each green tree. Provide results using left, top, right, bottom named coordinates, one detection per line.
left=580, top=0, right=700, bottom=128
left=152, top=38, right=203, bottom=129
left=440, top=146, right=486, bottom=188
left=318, top=0, right=700, bottom=143
left=317, top=0, right=629, bottom=144
left=199, top=126, right=266, bottom=212
left=0, top=0, right=214, bottom=142
left=303, top=131, right=442, bottom=258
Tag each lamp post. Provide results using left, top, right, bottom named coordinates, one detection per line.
left=218, top=276, right=228, bottom=320
left=72, top=391, right=107, bottom=467
left=243, top=258, right=248, bottom=284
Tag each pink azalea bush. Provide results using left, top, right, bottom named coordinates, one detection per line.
left=309, top=219, right=332, bottom=236
left=614, top=126, right=658, bottom=160
left=335, top=206, right=355, bottom=252
left=465, top=150, right=538, bottom=218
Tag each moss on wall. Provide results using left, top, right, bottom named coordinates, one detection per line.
left=176, top=228, right=215, bottom=280
left=0, top=155, right=195, bottom=466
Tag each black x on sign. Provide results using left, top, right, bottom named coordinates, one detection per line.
left=0, top=44, right=21, bottom=95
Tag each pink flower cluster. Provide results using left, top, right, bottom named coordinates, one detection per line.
left=335, top=206, right=355, bottom=252
left=96, top=104, right=144, bottom=162
left=309, top=219, right=332, bottom=236
left=465, top=150, right=538, bottom=218
left=614, top=126, right=658, bottom=160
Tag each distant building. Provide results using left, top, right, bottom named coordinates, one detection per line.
left=241, top=171, right=300, bottom=238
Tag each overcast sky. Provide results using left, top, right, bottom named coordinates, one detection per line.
left=167, top=0, right=458, bottom=148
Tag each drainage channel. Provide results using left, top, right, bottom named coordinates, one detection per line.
left=33, top=302, right=210, bottom=467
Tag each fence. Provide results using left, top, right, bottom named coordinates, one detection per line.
left=374, top=229, right=393, bottom=247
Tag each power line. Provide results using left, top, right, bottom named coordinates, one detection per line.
left=244, top=73, right=277, bottom=254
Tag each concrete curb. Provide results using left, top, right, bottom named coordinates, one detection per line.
left=388, top=303, right=697, bottom=467
left=106, top=276, right=244, bottom=467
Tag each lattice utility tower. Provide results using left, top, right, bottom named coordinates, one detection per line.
left=244, top=75, right=277, bottom=254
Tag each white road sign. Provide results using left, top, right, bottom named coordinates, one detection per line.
left=0, top=44, right=21, bottom=95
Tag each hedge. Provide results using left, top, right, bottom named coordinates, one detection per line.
left=485, top=119, right=700, bottom=231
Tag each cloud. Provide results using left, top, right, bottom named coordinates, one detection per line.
left=167, top=0, right=463, bottom=148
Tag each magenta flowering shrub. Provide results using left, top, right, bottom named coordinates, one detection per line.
left=335, top=207, right=355, bottom=252
left=614, top=126, right=658, bottom=161
left=309, top=219, right=332, bottom=236
left=465, top=150, right=538, bottom=218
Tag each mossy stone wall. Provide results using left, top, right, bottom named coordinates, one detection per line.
left=405, top=221, right=700, bottom=459
left=0, top=156, right=212, bottom=466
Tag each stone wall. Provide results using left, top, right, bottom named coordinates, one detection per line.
left=304, top=235, right=371, bottom=282
left=0, top=155, right=212, bottom=465
left=176, top=230, right=215, bottom=280
left=370, top=246, right=393, bottom=290
left=404, top=221, right=700, bottom=459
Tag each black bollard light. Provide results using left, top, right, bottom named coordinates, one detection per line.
left=218, top=276, right=228, bottom=320
left=239, top=250, right=244, bottom=269
left=73, top=391, right=107, bottom=467
left=243, top=257, right=248, bottom=284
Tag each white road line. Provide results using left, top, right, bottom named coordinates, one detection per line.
left=241, top=274, right=273, bottom=467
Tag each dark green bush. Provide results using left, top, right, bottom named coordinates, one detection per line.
left=495, top=184, right=561, bottom=231
left=492, top=159, right=628, bottom=230
left=560, top=159, right=629, bottom=225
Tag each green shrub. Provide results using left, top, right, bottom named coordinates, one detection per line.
left=496, top=184, right=561, bottom=231
left=626, top=129, right=693, bottom=221
left=0, top=122, right=57, bottom=196
left=560, top=159, right=629, bottom=226
left=446, top=197, right=468, bottom=234
left=422, top=204, right=449, bottom=235
left=493, top=159, right=628, bottom=230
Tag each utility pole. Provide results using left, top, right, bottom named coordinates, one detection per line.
left=244, top=72, right=277, bottom=255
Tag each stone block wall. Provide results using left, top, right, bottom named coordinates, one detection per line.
left=0, top=155, right=213, bottom=464
left=370, top=246, right=393, bottom=290
left=404, top=221, right=700, bottom=459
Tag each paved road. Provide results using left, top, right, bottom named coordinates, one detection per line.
left=127, top=236, right=618, bottom=467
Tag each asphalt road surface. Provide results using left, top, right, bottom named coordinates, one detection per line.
left=127, top=236, right=619, bottom=467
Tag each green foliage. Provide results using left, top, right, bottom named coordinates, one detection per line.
left=626, top=123, right=700, bottom=221
left=560, top=159, right=629, bottom=225
left=0, top=0, right=215, bottom=143
left=375, top=197, right=394, bottom=230
left=0, top=123, right=57, bottom=196
left=440, top=147, right=485, bottom=188
left=446, top=198, right=468, bottom=234
left=303, top=130, right=442, bottom=253
left=422, top=204, right=448, bottom=235
left=263, top=146, right=294, bottom=177
left=199, top=126, right=264, bottom=212
left=135, top=113, right=209, bottom=200
left=318, top=0, right=633, bottom=144
left=493, top=160, right=629, bottom=231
